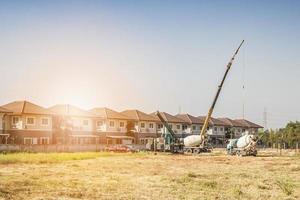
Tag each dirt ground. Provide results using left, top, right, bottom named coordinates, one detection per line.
left=0, top=150, right=299, bottom=200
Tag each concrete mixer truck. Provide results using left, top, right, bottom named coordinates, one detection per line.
left=183, top=40, right=244, bottom=154
left=226, top=133, right=258, bottom=156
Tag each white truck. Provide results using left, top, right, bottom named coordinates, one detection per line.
left=226, top=134, right=258, bottom=156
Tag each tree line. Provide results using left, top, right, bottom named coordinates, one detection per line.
left=259, top=121, right=300, bottom=149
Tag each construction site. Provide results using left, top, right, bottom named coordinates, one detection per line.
left=0, top=41, right=267, bottom=156
left=1, top=39, right=299, bottom=199
left=1, top=1, right=300, bottom=200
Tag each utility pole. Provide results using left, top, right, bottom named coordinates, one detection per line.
left=263, top=107, right=267, bottom=131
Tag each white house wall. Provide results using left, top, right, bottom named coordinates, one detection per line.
left=0, top=113, right=4, bottom=130
left=7, top=115, right=52, bottom=131
left=96, top=119, right=127, bottom=133
left=71, top=117, right=93, bottom=132
left=159, top=123, right=183, bottom=135
left=211, top=126, right=225, bottom=136
left=136, top=121, right=156, bottom=134
left=188, top=124, right=203, bottom=135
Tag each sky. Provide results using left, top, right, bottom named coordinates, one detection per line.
left=0, top=0, right=299, bottom=129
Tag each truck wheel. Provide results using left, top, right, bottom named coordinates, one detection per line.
left=253, top=150, right=257, bottom=156
left=193, top=149, right=200, bottom=154
left=184, top=148, right=193, bottom=154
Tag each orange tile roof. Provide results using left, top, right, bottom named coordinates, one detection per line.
left=150, top=112, right=187, bottom=123
left=49, top=104, right=95, bottom=117
left=89, top=107, right=128, bottom=120
left=217, top=118, right=248, bottom=127
left=197, top=116, right=214, bottom=126
left=1, top=101, right=54, bottom=115
left=234, top=119, right=263, bottom=128
left=0, top=106, right=12, bottom=113
left=210, top=117, right=229, bottom=126
left=121, top=110, right=159, bottom=122
left=175, top=114, right=203, bottom=124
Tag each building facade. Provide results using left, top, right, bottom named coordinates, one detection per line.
left=89, top=107, right=134, bottom=145
left=217, top=118, right=263, bottom=139
left=49, top=104, right=101, bottom=145
left=0, top=100, right=263, bottom=146
left=0, top=107, right=12, bottom=144
left=151, top=112, right=187, bottom=137
left=175, top=114, right=204, bottom=136
left=121, top=109, right=159, bottom=144
left=206, top=117, right=227, bottom=145
left=1, top=101, right=54, bottom=145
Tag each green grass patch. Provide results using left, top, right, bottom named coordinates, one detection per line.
left=0, top=152, right=146, bottom=164
left=203, top=181, right=217, bottom=189
left=276, top=178, right=294, bottom=195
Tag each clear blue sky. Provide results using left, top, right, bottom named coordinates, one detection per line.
left=0, top=0, right=299, bottom=128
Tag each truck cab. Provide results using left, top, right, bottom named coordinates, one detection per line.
left=226, top=139, right=238, bottom=155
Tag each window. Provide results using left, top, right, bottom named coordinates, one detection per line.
left=192, top=126, right=196, bottom=130
left=238, top=128, right=241, bottom=132
left=40, top=137, right=49, bottom=145
left=158, top=124, right=163, bottom=129
left=109, top=121, right=115, bottom=127
left=214, top=127, right=218, bottom=131
left=182, top=125, right=188, bottom=130
left=140, top=138, right=146, bottom=145
left=176, top=124, right=180, bottom=130
left=149, top=123, right=154, bottom=129
left=242, top=129, right=246, bottom=132
left=41, top=118, right=49, bottom=126
left=96, top=121, right=103, bottom=127
left=83, top=120, right=89, bottom=126
left=12, top=116, right=20, bottom=125
left=24, top=137, right=37, bottom=145
left=220, top=127, right=223, bottom=131
left=141, top=123, right=145, bottom=128
left=120, top=121, right=125, bottom=128
left=24, top=138, right=33, bottom=145
left=26, top=117, right=35, bottom=125
left=169, top=124, right=173, bottom=129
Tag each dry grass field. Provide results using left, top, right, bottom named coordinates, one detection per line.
left=0, top=150, right=299, bottom=200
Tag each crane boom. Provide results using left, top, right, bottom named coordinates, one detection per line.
left=156, top=111, right=176, bottom=138
left=199, top=40, right=244, bottom=143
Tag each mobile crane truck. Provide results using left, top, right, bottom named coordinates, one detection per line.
left=154, top=111, right=184, bottom=153
left=183, top=40, right=244, bottom=154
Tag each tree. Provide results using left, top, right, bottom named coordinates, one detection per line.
left=261, top=121, right=300, bottom=149
left=126, top=121, right=135, bottom=137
